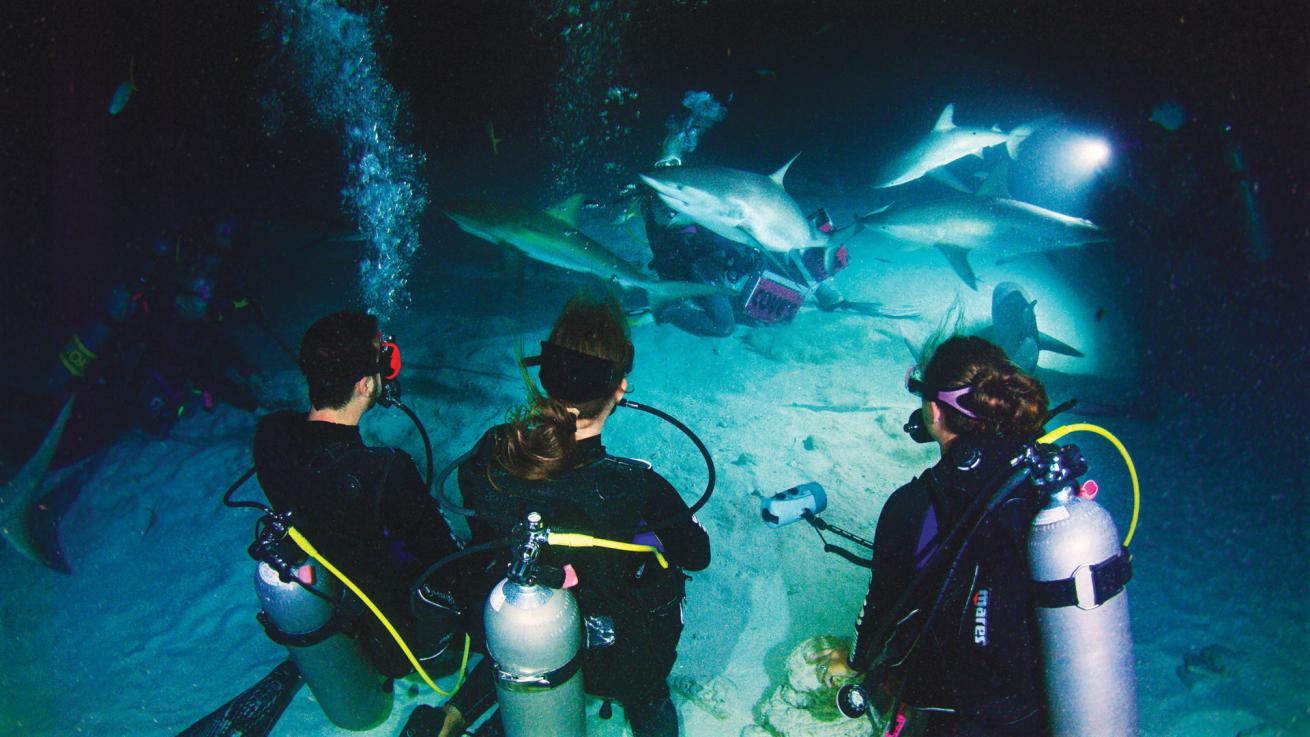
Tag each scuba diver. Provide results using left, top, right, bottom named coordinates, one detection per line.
left=635, top=176, right=899, bottom=338
left=250, top=310, right=493, bottom=736
left=814, top=336, right=1054, bottom=736
left=456, top=292, right=711, bottom=737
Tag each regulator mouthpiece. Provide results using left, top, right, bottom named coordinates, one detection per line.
left=904, top=408, right=934, bottom=444
left=835, top=682, right=871, bottom=718
left=762, top=482, right=828, bottom=528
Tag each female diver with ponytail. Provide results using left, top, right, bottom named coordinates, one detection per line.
left=457, top=291, right=711, bottom=737
left=816, top=335, right=1053, bottom=737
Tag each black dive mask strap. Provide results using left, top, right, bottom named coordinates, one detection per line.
left=524, top=342, right=621, bottom=403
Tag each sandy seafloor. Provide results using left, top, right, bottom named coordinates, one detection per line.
left=1, top=193, right=1306, bottom=737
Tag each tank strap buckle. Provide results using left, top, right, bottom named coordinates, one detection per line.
left=494, top=651, right=583, bottom=691
left=256, top=609, right=342, bottom=648
left=1033, top=546, right=1133, bottom=610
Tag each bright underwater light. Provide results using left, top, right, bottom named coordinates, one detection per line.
left=1071, top=137, right=1111, bottom=171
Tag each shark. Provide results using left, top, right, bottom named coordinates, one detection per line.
left=0, top=396, right=76, bottom=572
left=638, top=155, right=835, bottom=257
left=977, top=282, right=1083, bottom=373
left=857, top=167, right=1107, bottom=289
left=444, top=195, right=735, bottom=311
left=873, top=104, right=1045, bottom=189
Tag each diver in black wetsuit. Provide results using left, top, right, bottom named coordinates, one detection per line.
left=253, top=310, right=492, bottom=737
left=457, top=292, right=711, bottom=737
left=815, top=336, right=1051, bottom=737
left=638, top=184, right=905, bottom=338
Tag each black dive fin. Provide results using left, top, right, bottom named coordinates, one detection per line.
left=1037, top=331, right=1085, bottom=358
left=934, top=243, right=979, bottom=290
left=400, top=704, right=443, bottom=737
left=175, top=660, right=302, bottom=737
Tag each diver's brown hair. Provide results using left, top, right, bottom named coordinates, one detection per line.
left=923, top=335, right=1048, bottom=440
left=495, top=292, right=634, bottom=481
left=299, top=311, right=379, bottom=410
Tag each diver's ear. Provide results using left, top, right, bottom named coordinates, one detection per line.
left=615, top=377, right=629, bottom=399
left=355, top=375, right=374, bottom=400
left=925, top=399, right=945, bottom=432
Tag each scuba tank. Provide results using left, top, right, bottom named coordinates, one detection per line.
left=1028, top=452, right=1137, bottom=737
left=251, top=513, right=393, bottom=731
left=830, top=433, right=1139, bottom=736
left=483, top=512, right=586, bottom=737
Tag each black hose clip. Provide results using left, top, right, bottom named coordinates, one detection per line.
left=248, top=511, right=305, bottom=583
left=1018, top=442, right=1088, bottom=503
left=506, top=512, right=561, bottom=587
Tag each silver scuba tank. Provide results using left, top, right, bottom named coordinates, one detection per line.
left=254, top=558, right=393, bottom=730
left=1028, top=483, right=1138, bottom=737
left=484, top=512, right=586, bottom=737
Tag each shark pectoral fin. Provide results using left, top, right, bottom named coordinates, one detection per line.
left=668, top=213, right=695, bottom=228
left=976, top=161, right=1011, bottom=199
left=545, top=194, right=589, bottom=227
left=934, top=243, right=979, bottom=290
left=642, top=280, right=735, bottom=313
left=925, top=168, right=973, bottom=193
left=1037, top=331, right=1085, bottom=358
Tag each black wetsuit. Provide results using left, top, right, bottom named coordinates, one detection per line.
left=458, top=428, right=711, bottom=737
left=641, top=195, right=847, bottom=336
left=849, top=438, right=1048, bottom=737
left=253, top=411, right=493, bottom=714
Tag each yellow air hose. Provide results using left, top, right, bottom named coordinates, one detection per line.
left=287, top=527, right=470, bottom=698
left=547, top=532, right=669, bottom=569
left=283, top=527, right=667, bottom=697
left=1038, top=423, right=1141, bottom=547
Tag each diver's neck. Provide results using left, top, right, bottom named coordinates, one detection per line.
left=308, top=400, right=369, bottom=427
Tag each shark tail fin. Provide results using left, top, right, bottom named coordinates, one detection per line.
left=3, top=395, right=77, bottom=572
left=27, top=470, right=86, bottom=574
left=641, top=280, right=737, bottom=313
left=1006, top=114, right=1057, bottom=158
left=1037, top=331, right=1085, bottom=359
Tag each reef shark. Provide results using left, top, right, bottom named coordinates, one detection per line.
left=857, top=167, right=1106, bottom=289
left=638, top=155, right=837, bottom=257
left=874, top=104, right=1045, bottom=189
left=977, top=282, right=1083, bottom=372
left=0, top=396, right=76, bottom=572
left=445, top=195, right=734, bottom=311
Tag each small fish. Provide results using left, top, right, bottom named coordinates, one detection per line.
left=1095, top=307, right=1105, bottom=321
left=108, top=58, right=138, bottom=115
left=486, top=121, right=504, bottom=155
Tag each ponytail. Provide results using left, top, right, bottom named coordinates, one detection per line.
left=493, top=290, right=632, bottom=481
left=925, top=335, right=1049, bottom=440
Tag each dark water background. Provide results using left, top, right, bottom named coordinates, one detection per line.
left=0, top=3, right=1306, bottom=733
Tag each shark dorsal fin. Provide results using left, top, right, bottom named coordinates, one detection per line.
left=770, top=153, right=802, bottom=187
left=976, top=161, right=1011, bottom=199
left=546, top=194, right=588, bottom=226
left=934, top=104, right=956, bottom=131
